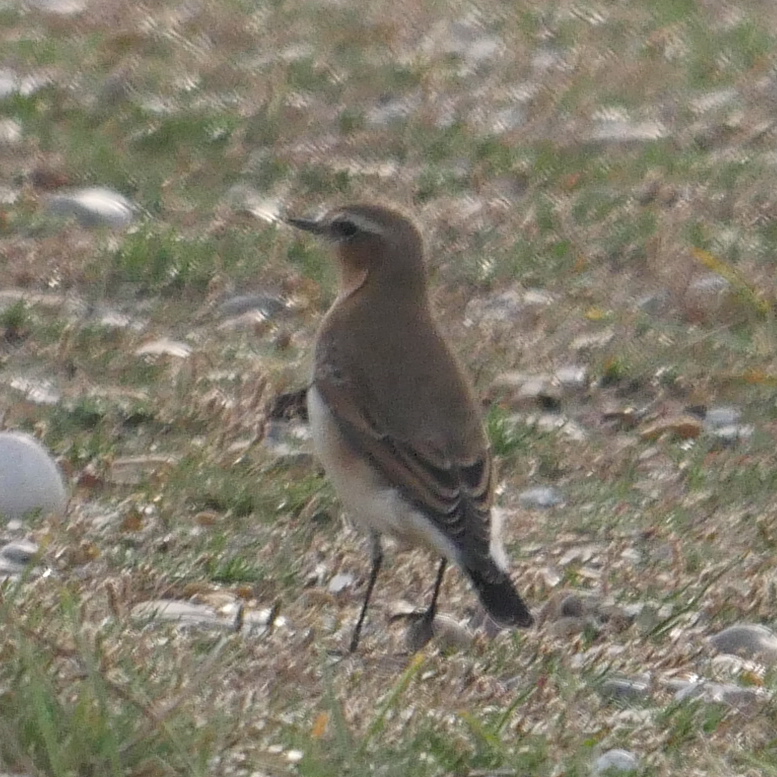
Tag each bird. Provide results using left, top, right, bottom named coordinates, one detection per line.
left=286, top=203, right=533, bottom=652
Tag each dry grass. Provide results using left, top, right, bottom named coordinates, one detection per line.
left=1, top=0, right=777, bottom=774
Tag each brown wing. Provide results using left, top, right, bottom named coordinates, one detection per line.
left=314, top=357, right=498, bottom=576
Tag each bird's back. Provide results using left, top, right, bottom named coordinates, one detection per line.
left=314, top=293, right=487, bottom=461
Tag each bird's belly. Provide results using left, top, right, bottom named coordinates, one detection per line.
left=307, top=385, right=461, bottom=561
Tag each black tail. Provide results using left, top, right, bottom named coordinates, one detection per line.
left=466, top=567, right=533, bottom=628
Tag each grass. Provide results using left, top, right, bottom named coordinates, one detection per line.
left=2, top=0, right=777, bottom=774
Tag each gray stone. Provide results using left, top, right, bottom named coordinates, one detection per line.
left=684, top=274, right=735, bottom=317
left=0, top=432, right=67, bottom=521
left=219, top=294, right=286, bottom=320
left=0, top=557, right=28, bottom=577
left=592, top=749, right=639, bottom=775
left=131, top=600, right=227, bottom=629
left=598, top=677, right=651, bottom=703
left=7, top=377, right=61, bottom=406
left=674, top=680, right=768, bottom=713
left=704, top=406, right=741, bottom=428
left=519, top=486, right=564, bottom=509
left=327, top=572, right=355, bottom=594
left=709, top=623, right=777, bottom=664
left=0, top=539, right=39, bottom=565
left=635, top=291, right=670, bottom=315
left=46, top=187, right=136, bottom=228
left=554, top=365, right=588, bottom=390
left=709, top=424, right=754, bottom=447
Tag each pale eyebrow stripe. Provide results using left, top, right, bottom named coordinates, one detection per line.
left=333, top=213, right=384, bottom=235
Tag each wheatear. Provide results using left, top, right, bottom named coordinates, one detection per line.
left=287, top=203, right=533, bottom=651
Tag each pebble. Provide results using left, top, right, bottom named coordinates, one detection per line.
left=518, top=486, right=565, bottom=509
left=709, top=424, right=754, bottom=447
left=591, top=749, right=640, bottom=774
left=492, top=374, right=561, bottom=410
left=7, top=377, right=61, bottom=406
left=598, top=677, right=651, bottom=703
left=0, top=70, right=49, bottom=99
left=634, top=291, right=670, bottom=314
left=134, top=339, right=192, bottom=358
left=682, top=274, right=739, bottom=323
left=483, top=105, right=527, bottom=133
left=527, top=413, right=587, bottom=442
left=0, top=69, right=16, bottom=99
left=131, top=599, right=230, bottom=630
left=491, top=370, right=583, bottom=406
left=262, top=420, right=315, bottom=469
left=366, top=94, right=422, bottom=127
left=464, top=288, right=554, bottom=327
left=46, top=187, right=136, bottom=228
left=429, top=614, right=475, bottom=652
left=709, top=623, right=777, bottom=664
left=29, top=0, right=87, bottom=14
left=190, top=598, right=286, bottom=635
left=224, top=186, right=282, bottom=222
left=0, top=539, right=39, bottom=566
left=540, top=590, right=636, bottom=636
left=327, top=572, right=355, bottom=594
left=0, top=539, right=41, bottom=577
left=404, top=612, right=474, bottom=653
left=571, top=330, right=615, bottom=352
left=674, top=680, right=768, bottom=714
left=219, top=294, right=286, bottom=320
left=554, top=365, right=588, bottom=391
left=0, top=119, right=21, bottom=146
left=703, top=406, right=742, bottom=428
left=588, top=118, right=667, bottom=144
left=0, top=432, right=67, bottom=521
left=108, top=455, right=179, bottom=486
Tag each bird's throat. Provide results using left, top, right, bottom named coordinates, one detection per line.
left=337, top=264, right=369, bottom=302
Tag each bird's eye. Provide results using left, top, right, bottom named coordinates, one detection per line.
left=330, top=218, right=359, bottom=239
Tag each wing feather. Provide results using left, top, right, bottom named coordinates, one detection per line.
left=314, top=367, right=498, bottom=575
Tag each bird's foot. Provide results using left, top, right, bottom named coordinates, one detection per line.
left=389, top=609, right=436, bottom=653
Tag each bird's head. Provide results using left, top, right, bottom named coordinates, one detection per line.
left=287, top=203, right=427, bottom=300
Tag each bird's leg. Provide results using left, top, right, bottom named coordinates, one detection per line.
left=349, top=531, right=383, bottom=652
left=423, top=557, right=448, bottom=627
left=404, top=558, right=448, bottom=653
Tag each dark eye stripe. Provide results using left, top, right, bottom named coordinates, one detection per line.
left=331, top=218, right=359, bottom=239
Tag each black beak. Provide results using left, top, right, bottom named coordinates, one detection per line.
left=285, top=216, right=327, bottom=234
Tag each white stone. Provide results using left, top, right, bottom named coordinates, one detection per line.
left=46, top=187, right=136, bottom=228
left=592, top=749, right=639, bottom=774
left=0, top=432, right=67, bottom=521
